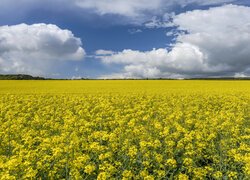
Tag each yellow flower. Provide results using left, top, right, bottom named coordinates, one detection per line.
left=144, top=175, right=154, bottom=180
left=97, top=172, right=108, bottom=180
left=84, top=164, right=96, bottom=175
left=128, top=146, right=138, bottom=157
left=156, top=170, right=165, bottom=177
left=183, top=158, right=193, bottom=166
left=177, top=173, right=189, bottom=180
left=227, top=171, right=237, bottom=179
left=140, top=170, right=148, bottom=178
left=166, top=158, right=177, bottom=168
left=213, top=171, right=223, bottom=179
left=122, top=170, right=133, bottom=179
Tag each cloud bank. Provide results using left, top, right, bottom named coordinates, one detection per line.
left=98, top=5, right=250, bottom=78
left=0, top=0, right=237, bottom=25
left=74, top=0, right=235, bottom=16
left=0, top=23, right=85, bottom=75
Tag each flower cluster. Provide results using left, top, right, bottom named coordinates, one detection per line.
left=0, top=80, right=249, bottom=179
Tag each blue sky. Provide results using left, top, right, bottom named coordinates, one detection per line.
left=0, top=0, right=250, bottom=78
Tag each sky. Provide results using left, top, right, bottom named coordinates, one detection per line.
left=0, top=0, right=250, bottom=79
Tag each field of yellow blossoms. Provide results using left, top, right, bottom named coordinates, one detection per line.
left=0, top=80, right=249, bottom=179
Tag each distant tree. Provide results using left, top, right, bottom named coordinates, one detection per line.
left=0, top=74, right=45, bottom=80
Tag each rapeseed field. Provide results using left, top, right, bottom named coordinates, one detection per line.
left=0, top=80, right=249, bottom=179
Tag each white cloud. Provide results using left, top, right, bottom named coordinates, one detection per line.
left=128, top=29, right=142, bottom=34
left=74, top=0, right=163, bottom=18
left=73, top=0, right=236, bottom=24
left=95, top=49, right=115, bottom=56
left=144, top=16, right=174, bottom=29
left=0, top=23, right=85, bottom=75
left=0, top=0, right=237, bottom=25
left=171, top=0, right=235, bottom=7
left=74, top=0, right=236, bottom=16
left=98, top=5, right=250, bottom=78
left=71, top=76, right=82, bottom=80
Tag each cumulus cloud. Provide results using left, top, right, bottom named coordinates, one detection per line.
left=73, top=0, right=237, bottom=24
left=0, top=23, right=85, bottom=75
left=74, top=0, right=236, bottom=16
left=0, top=0, right=237, bottom=25
left=98, top=5, right=250, bottom=78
